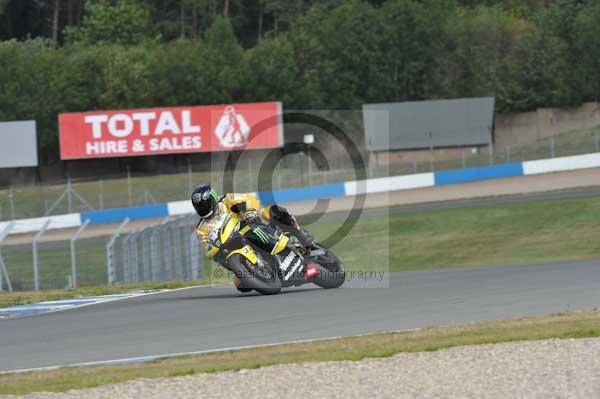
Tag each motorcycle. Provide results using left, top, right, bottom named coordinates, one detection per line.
left=206, top=212, right=345, bottom=295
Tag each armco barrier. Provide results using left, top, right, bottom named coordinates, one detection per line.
left=344, top=173, right=435, bottom=196
left=257, top=183, right=346, bottom=205
left=0, top=213, right=81, bottom=235
left=434, top=163, right=524, bottom=186
left=3, top=151, right=600, bottom=235
left=81, top=204, right=169, bottom=225
left=522, top=153, right=600, bottom=175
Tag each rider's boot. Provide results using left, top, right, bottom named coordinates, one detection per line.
left=265, top=205, right=315, bottom=250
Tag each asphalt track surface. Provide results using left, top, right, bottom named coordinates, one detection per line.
left=1, top=259, right=600, bottom=372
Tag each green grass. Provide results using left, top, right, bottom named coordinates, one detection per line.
left=1, top=308, right=599, bottom=395
left=307, top=194, right=600, bottom=272
left=3, top=193, right=600, bottom=301
left=2, top=239, right=108, bottom=291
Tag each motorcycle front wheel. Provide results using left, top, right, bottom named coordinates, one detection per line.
left=227, top=254, right=282, bottom=295
left=311, top=244, right=346, bottom=289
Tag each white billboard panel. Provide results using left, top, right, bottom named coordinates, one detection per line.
left=0, top=121, right=38, bottom=168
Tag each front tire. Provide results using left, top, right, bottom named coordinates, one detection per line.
left=311, top=244, right=346, bottom=289
left=227, top=254, right=281, bottom=295
left=314, top=262, right=345, bottom=289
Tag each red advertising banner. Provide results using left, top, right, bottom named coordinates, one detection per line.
left=59, top=102, right=283, bottom=160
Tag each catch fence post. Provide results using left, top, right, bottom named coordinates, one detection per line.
left=121, top=233, right=132, bottom=284
left=141, top=227, right=152, bottom=282
left=70, top=219, right=90, bottom=288
left=150, top=222, right=162, bottom=281
left=8, top=186, right=15, bottom=220
left=427, top=132, right=434, bottom=171
left=188, top=216, right=202, bottom=280
left=32, top=220, right=52, bottom=291
left=99, top=180, right=104, bottom=210
left=67, top=176, right=73, bottom=213
left=187, top=157, right=193, bottom=197
left=190, top=231, right=202, bottom=280
left=127, top=165, right=132, bottom=207
left=106, top=218, right=130, bottom=285
left=161, top=217, right=172, bottom=281
left=172, top=218, right=183, bottom=280
left=128, top=230, right=141, bottom=284
left=0, top=222, right=15, bottom=292
left=182, top=219, right=192, bottom=279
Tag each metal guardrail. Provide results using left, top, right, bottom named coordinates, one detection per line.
left=0, top=222, right=15, bottom=292
left=109, top=216, right=203, bottom=286
left=106, top=218, right=130, bottom=285
left=32, top=219, right=51, bottom=291
left=70, top=219, right=91, bottom=288
left=0, top=214, right=204, bottom=292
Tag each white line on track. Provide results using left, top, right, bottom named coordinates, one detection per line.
left=0, top=327, right=422, bottom=374
left=0, top=283, right=228, bottom=321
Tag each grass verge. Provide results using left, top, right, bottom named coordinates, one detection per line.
left=0, top=279, right=212, bottom=309
left=1, top=308, right=599, bottom=395
left=309, top=194, right=600, bottom=271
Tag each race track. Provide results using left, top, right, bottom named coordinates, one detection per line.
left=1, top=259, right=599, bottom=372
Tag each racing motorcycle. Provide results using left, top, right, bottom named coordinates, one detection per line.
left=206, top=212, right=345, bottom=295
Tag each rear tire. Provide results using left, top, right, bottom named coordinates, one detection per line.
left=227, top=254, right=281, bottom=295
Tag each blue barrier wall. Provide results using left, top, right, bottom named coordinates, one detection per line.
left=258, top=183, right=346, bottom=205
left=434, top=163, right=524, bottom=186
left=82, top=204, right=169, bottom=225
left=18, top=151, right=600, bottom=233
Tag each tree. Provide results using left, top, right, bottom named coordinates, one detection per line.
left=201, top=16, right=245, bottom=102
left=443, top=5, right=532, bottom=112
left=369, top=0, right=455, bottom=102
left=573, top=2, right=600, bottom=102
left=243, top=35, right=304, bottom=105
left=511, top=27, right=570, bottom=111
left=65, top=0, right=158, bottom=45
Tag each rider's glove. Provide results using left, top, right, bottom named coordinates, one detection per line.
left=196, top=229, right=209, bottom=243
left=241, top=209, right=259, bottom=223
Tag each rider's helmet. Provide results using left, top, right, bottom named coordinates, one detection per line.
left=191, top=184, right=218, bottom=219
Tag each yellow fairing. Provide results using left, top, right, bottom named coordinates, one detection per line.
left=226, top=244, right=258, bottom=264
left=220, top=214, right=239, bottom=244
left=223, top=193, right=262, bottom=214
left=261, top=206, right=272, bottom=222
left=271, top=234, right=289, bottom=255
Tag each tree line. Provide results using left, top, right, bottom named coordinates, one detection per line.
left=1, top=0, right=600, bottom=163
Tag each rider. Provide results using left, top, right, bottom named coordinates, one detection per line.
left=191, top=184, right=314, bottom=264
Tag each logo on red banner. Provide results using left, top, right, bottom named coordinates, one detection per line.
left=59, top=102, right=283, bottom=160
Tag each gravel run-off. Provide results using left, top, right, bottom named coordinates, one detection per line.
left=5, top=337, right=600, bottom=399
